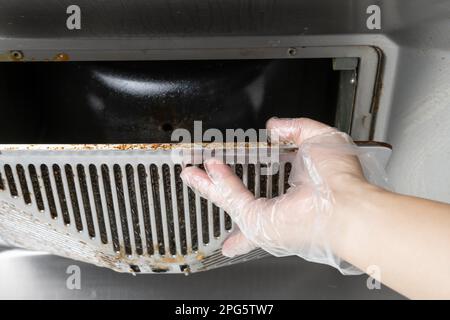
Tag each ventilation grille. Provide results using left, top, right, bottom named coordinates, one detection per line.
left=0, top=145, right=294, bottom=273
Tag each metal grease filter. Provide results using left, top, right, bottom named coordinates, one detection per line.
left=0, top=144, right=293, bottom=273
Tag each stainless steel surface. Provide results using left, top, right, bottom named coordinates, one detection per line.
left=0, top=246, right=404, bottom=299
left=0, top=0, right=447, bottom=299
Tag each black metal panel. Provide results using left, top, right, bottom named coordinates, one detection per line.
left=0, top=59, right=339, bottom=143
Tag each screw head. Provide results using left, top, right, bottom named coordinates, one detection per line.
left=287, top=47, right=297, bottom=56
left=10, top=50, right=24, bottom=61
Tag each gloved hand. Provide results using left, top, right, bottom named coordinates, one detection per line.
left=180, top=118, right=387, bottom=274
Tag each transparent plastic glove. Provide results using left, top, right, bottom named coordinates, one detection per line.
left=180, top=118, right=388, bottom=275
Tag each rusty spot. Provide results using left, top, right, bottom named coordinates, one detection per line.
left=160, top=255, right=185, bottom=263
left=0, top=141, right=385, bottom=152
left=151, top=266, right=169, bottom=273
left=0, top=142, right=297, bottom=152
left=53, top=53, right=70, bottom=61
left=0, top=53, right=9, bottom=61
left=196, top=253, right=205, bottom=261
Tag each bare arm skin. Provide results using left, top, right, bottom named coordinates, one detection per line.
left=181, top=117, right=450, bottom=299
left=335, top=182, right=450, bottom=299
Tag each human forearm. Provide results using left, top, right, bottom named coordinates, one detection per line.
left=336, top=183, right=450, bottom=299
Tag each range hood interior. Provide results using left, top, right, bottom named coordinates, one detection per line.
left=0, top=58, right=349, bottom=144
